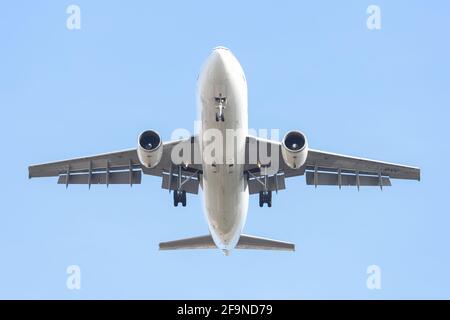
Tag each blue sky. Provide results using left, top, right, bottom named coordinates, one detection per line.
left=1, top=1, right=449, bottom=299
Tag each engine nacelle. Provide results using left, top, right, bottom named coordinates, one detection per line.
left=281, top=130, right=308, bottom=169
left=137, top=130, right=163, bottom=168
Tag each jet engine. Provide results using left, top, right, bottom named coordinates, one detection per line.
left=281, top=130, right=308, bottom=169
left=137, top=130, right=163, bottom=168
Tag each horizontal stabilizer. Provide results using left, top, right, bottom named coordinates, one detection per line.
left=159, top=234, right=295, bottom=251
left=236, top=234, right=295, bottom=251
left=159, top=235, right=216, bottom=250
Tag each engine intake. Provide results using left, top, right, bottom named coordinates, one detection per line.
left=281, top=130, right=308, bottom=169
left=137, top=130, right=163, bottom=168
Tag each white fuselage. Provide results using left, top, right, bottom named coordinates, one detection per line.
left=197, top=47, right=249, bottom=251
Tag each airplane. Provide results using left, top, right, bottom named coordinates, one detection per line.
left=28, top=46, right=420, bottom=255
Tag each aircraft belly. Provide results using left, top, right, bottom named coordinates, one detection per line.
left=201, top=95, right=248, bottom=248
left=203, top=164, right=248, bottom=246
left=198, top=48, right=249, bottom=249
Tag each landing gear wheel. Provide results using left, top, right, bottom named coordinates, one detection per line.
left=173, top=190, right=187, bottom=207
left=215, top=112, right=225, bottom=122
left=181, top=190, right=187, bottom=207
left=173, top=191, right=178, bottom=207
left=259, top=191, right=272, bottom=207
left=268, top=191, right=272, bottom=207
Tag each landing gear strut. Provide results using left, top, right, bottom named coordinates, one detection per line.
left=173, top=189, right=186, bottom=207
left=248, top=167, right=277, bottom=208
left=259, top=190, right=272, bottom=207
left=169, top=164, right=200, bottom=208
left=215, top=95, right=226, bottom=122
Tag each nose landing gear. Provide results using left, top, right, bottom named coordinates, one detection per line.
left=215, top=95, right=226, bottom=122
left=215, top=112, right=225, bottom=122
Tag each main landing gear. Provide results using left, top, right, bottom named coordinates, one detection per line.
left=169, top=164, right=201, bottom=208
left=171, top=165, right=188, bottom=207
left=248, top=167, right=276, bottom=208
left=259, top=190, right=272, bottom=207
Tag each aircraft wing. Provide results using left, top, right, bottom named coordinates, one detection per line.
left=28, top=137, right=202, bottom=193
left=303, top=149, right=420, bottom=181
left=244, top=136, right=420, bottom=193
left=28, top=148, right=141, bottom=180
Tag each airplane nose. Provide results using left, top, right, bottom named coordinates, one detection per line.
left=213, top=46, right=230, bottom=51
left=208, top=48, right=229, bottom=79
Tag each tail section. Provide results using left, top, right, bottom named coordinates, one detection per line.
left=159, top=234, right=295, bottom=252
